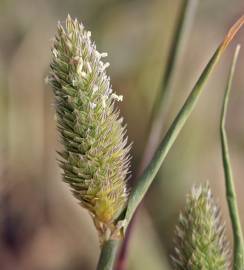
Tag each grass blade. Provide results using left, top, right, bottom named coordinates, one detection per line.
left=125, top=15, right=244, bottom=226
left=220, top=44, right=244, bottom=270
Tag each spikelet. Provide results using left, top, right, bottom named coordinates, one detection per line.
left=172, top=183, right=230, bottom=270
left=48, top=15, right=131, bottom=242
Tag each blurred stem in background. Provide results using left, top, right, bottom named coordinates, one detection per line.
left=141, top=0, right=199, bottom=169
left=220, top=44, right=244, bottom=270
left=116, top=0, right=199, bottom=269
left=97, top=14, right=244, bottom=270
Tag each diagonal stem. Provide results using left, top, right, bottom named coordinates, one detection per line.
left=125, top=15, right=244, bottom=228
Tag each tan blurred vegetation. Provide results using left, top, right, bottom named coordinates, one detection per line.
left=0, top=0, right=244, bottom=269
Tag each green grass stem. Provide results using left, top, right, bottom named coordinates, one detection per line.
left=220, top=44, right=244, bottom=270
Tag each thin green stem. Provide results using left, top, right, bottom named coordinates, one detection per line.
left=96, top=240, right=120, bottom=270
left=220, top=44, right=244, bottom=270
left=142, top=0, right=198, bottom=168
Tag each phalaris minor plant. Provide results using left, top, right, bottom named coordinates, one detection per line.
left=48, top=15, right=131, bottom=244
left=48, top=11, right=244, bottom=270
left=172, top=184, right=230, bottom=270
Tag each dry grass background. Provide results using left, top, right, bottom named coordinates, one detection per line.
left=0, top=0, right=244, bottom=269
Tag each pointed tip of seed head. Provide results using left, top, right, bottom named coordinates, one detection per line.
left=67, top=13, right=72, bottom=20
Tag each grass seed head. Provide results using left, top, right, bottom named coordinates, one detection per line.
left=172, top=183, right=230, bottom=270
left=48, top=15, right=131, bottom=242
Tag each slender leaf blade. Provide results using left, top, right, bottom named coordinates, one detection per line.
left=125, top=16, right=244, bottom=226
left=220, top=44, right=244, bottom=270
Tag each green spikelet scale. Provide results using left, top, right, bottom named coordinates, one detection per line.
left=172, top=184, right=230, bottom=270
left=48, top=15, right=131, bottom=240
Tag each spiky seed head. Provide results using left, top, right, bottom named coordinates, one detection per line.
left=172, top=183, right=230, bottom=270
left=48, top=15, right=131, bottom=241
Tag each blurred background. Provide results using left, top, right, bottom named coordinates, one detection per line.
left=0, top=0, right=244, bottom=269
